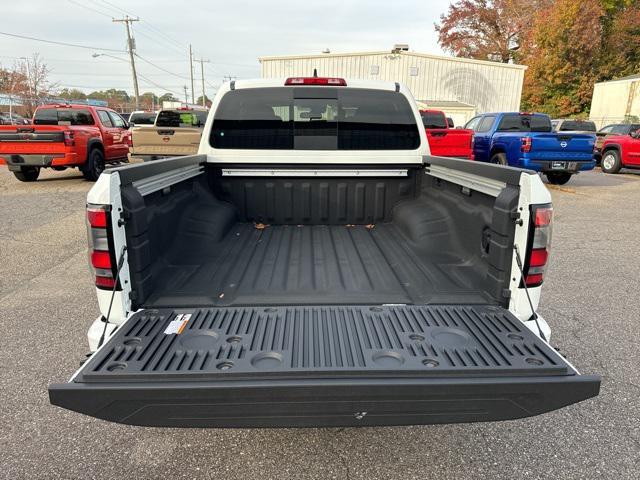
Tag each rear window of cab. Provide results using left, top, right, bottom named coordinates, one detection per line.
left=33, top=108, right=95, bottom=126
left=497, top=114, right=551, bottom=133
left=210, top=87, right=420, bottom=150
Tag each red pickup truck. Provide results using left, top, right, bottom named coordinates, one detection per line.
left=0, top=104, right=130, bottom=182
left=600, top=128, right=640, bottom=173
left=420, top=109, right=474, bottom=159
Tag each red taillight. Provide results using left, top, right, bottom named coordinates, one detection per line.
left=63, top=130, right=75, bottom=147
left=95, top=276, right=116, bottom=289
left=91, top=250, right=112, bottom=270
left=285, top=77, right=347, bottom=86
left=529, top=248, right=548, bottom=267
left=521, top=136, right=532, bottom=153
left=87, top=204, right=118, bottom=290
left=87, top=207, right=108, bottom=228
left=524, top=204, right=553, bottom=287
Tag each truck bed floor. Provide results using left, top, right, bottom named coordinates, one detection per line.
left=146, top=223, right=488, bottom=308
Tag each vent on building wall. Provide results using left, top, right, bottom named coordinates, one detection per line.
left=392, top=44, right=409, bottom=53
left=409, top=66, right=419, bottom=76
left=370, top=65, right=380, bottom=75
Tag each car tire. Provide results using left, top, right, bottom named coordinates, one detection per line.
left=601, top=150, right=621, bottom=174
left=490, top=152, right=507, bottom=165
left=82, top=148, right=105, bottom=181
left=546, top=172, right=572, bottom=185
left=13, top=167, right=40, bottom=182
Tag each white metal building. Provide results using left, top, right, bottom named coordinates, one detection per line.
left=589, top=74, right=640, bottom=128
left=259, top=47, right=527, bottom=124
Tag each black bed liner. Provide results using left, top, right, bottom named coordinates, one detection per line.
left=147, top=224, right=488, bottom=308
left=49, top=305, right=600, bottom=427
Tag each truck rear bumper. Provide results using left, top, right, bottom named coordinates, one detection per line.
left=50, top=374, right=599, bottom=428
left=49, top=305, right=600, bottom=428
left=4, top=153, right=79, bottom=170
left=521, top=159, right=596, bottom=173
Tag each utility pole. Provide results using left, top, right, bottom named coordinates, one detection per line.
left=189, top=44, right=195, bottom=104
left=195, top=58, right=210, bottom=107
left=183, top=85, right=188, bottom=104
left=113, top=15, right=140, bottom=110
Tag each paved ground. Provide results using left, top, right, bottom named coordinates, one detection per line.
left=0, top=166, right=638, bottom=480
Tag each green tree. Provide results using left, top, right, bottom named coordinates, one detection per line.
left=57, top=88, right=87, bottom=101
left=87, top=89, right=131, bottom=110
left=196, top=94, right=212, bottom=106
left=159, top=93, right=178, bottom=103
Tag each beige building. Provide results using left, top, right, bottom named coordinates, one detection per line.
left=589, top=74, right=640, bottom=128
left=259, top=46, right=527, bottom=124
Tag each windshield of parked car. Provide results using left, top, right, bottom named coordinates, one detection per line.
left=559, top=120, right=596, bottom=132
left=155, top=110, right=207, bottom=127
left=497, top=114, right=551, bottom=132
left=420, top=111, right=448, bottom=129
left=129, top=112, right=156, bottom=125
left=210, top=87, right=420, bottom=150
left=33, top=108, right=95, bottom=126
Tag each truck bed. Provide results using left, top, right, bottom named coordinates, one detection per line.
left=49, top=305, right=599, bottom=427
left=147, top=222, right=487, bottom=308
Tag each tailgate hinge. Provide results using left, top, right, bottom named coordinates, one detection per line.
left=511, top=209, right=523, bottom=226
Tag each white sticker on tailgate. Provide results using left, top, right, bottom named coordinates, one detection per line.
left=164, top=314, right=192, bottom=335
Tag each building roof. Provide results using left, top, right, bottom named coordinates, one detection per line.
left=595, top=73, right=640, bottom=85
left=417, top=100, right=476, bottom=109
left=259, top=50, right=527, bottom=71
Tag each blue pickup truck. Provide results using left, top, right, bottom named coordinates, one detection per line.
left=465, top=112, right=596, bottom=184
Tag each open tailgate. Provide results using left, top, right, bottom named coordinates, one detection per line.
left=49, top=305, right=599, bottom=427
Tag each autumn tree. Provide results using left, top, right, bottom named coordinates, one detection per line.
left=599, top=1, right=640, bottom=79
left=435, top=0, right=552, bottom=63
left=139, top=92, right=159, bottom=110
left=521, top=0, right=606, bottom=116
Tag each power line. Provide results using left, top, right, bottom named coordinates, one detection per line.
left=134, top=53, right=190, bottom=80
left=67, top=0, right=113, bottom=19
left=129, top=26, right=187, bottom=57
left=136, top=73, right=184, bottom=97
left=0, top=31, right=125, bottom=53
left=1, top=54, right=186, bottom=64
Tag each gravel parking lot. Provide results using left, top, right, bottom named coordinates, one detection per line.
left=1, top=166, right=638, bottom=480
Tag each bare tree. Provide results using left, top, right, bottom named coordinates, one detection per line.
left=15, top=54, right=57, bottom=116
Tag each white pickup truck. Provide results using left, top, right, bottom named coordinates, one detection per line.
left=49, top=77, right=599, bottom=428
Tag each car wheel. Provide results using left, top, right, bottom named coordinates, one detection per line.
left=13, top=166, right=40, bottom=182
left=82, top=148, right=105, bottom=181
left=490, top=153, right=507, bottom=165
left=546, top=172, right=572, bottom=185
left=601, top=150, right=621, bottom=174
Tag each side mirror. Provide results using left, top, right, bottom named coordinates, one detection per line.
left=630, top=129, right=640, bottom=139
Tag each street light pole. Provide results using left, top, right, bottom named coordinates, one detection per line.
left=113, top=15, right=140, bottom=110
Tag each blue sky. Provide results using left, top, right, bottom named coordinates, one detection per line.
left=0, top=0, right=451, bottom=97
